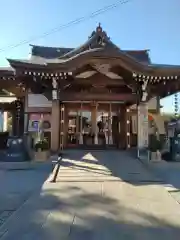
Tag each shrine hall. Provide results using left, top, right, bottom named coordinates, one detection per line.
left=0, top=24, right=180, bottom=152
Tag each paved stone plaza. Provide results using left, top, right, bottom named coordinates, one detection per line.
left=145, top=159, right=180, bottom=205
left=0, top=151, right=180, bottom=239
left=0, top=162, right=52, bottom=232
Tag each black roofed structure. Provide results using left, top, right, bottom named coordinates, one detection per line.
left=0, top=24, right=180, bottom=152
left=30, top=45, right=74, bottom=59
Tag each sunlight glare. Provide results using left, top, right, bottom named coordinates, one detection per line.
left=82, top=153, right=98, bottom=161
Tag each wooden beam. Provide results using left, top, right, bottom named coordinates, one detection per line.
left=0, top=103, right=15, bottom=111
left=59, top=92, right=136, bottom=102
left=75, top=72, right=125, bottom=86
left=25, top=107, right=51, bottom=113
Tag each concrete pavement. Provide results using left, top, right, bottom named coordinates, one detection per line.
left=0, top=162, right=52, bottom=231
left=0, top=150, right=180, bottom=239
left=144, top=159, right=180, bottom=205
left=54, top=150, right=162, bottom=183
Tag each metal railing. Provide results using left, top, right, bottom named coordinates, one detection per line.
left=50, top=152, right=63, bottom=183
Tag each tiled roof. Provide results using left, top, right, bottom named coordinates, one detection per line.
left=123, top=50, right=150, bottom=64
left=30, top=25, right=150, bottom=64
left=30, top=45, right=150, bottom=64
left=30, top=45, right=73, bottom=59
left=0, top=67, right=14, bottom=72
left=149, top=63, right=180, bottom=68
left=0, top=67, right=15, bottom=76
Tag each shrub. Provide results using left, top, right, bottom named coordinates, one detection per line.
left=34, top=139, right=49, bottom=152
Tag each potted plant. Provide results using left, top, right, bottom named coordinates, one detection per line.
left=149, top=134, right=162, bottom=161
left=34, top=138, right=50, bottom=161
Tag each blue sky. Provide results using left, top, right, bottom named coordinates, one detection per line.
left=0, top=0, right=179, bottom=113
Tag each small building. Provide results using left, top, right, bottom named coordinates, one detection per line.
left=0, top=24, right=180, bottom=151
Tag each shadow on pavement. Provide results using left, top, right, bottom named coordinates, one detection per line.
left=0, top=185, right=179, bottom=239
left=58, top=150, right=163, bottom=186
left=0, top=162, right=53, bottom=228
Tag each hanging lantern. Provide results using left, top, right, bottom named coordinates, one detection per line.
left=174, top=93, right=179, bottom=118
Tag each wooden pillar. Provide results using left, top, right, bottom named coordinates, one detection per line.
left=59, top=102, right=65, bottom=150
left=120, top=105, right=126, bottom=149
left=91, top=103, right=98, bottom=144
left=11, top=110, right=16, bottom=136
left=18, top=98, right=25, bottom=136
left=51, top=77, right=60, bottom=152
left=64, top=107, right=68, bottom=147
left=23, top=90, right=31, bottom=152
left=24, top=90, right=29, bottom=135
left=51, top=100, right=60, bottom=152
left=79, top=102, right=83, bottom=144
left=126, top=108, right=131, bottom=149
left=76, top=109, right=79, bottom=144
left=120, top=105, right=131, bottom=149
left=109, top=103, right=113, bottom=145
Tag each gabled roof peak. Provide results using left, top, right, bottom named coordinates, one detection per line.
left=24, top=25, right=150, bottom=63
left=89, top=23, right=110, bottom=41
left=97, top=22, right=102, bottom=31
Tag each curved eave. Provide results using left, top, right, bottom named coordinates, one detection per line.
left=30, top=44, right=66, bottom=50
left=0, top=67, right=15, bottom=77
left=148, top=64, right=180, bottom=76
left=60, top=31, right=119, bottom=59
left=7, top=59, right=49, bottom=71
left=49, top=48, right=148, bottom=73
left=123, top=49, right=151, bottom=64
left=51, top=49, right=180, bottom=76
left=7, top=50, right=180, bottom=78
left=7, top=49, right=144, bottom=73
left=60, top=34, right=98, bottom=59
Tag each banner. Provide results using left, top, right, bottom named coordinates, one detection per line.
left=137, top=103, right=149, bottom=148
left=131, top=115, right=137, bottom=134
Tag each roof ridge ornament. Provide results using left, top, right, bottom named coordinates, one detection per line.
left=96, top=23, right=102, bottom=32
left=89, top=23, right=110, bottom=40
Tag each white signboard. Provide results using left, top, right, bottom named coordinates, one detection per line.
left=137, top=103, right=149, bottom=148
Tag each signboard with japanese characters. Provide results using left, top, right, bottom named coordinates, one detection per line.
left=137, top=103, right=149, bottom=148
